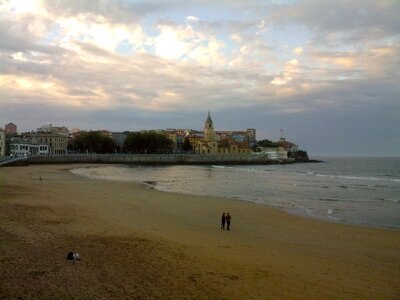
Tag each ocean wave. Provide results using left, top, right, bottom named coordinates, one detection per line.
left=319, top=198, right=339, bottom=202
left=376, top=197, right=400, bottom=204
left=313, top=173, right=400, bottom=182
left=327, top=209, right=340, bottom=221
left=211, top=165, right=233, bottom=169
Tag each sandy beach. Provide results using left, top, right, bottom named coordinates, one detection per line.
left=1, top=164, right=399, bottom=299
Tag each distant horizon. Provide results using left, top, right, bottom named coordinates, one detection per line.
left=1, top=0, right=399, bottom=156
left=310, top=154, right=400, bottom=158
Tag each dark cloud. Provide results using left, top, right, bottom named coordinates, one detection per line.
left=267, top=0, right=400, bottom=43
left=0, top=14, right=53, bottom=53
left=42, top=0, right=169, bottom=24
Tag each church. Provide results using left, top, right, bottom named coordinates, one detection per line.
left=195, top=112, right=253, bottom=155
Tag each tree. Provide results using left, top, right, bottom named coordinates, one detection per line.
left=123, top=131, right=174, bottom=154
left=257, top=139, right=279, bottom=147
left=72, top=131, right=115, bottom=153
left=181, top=137, right=193, bottom=153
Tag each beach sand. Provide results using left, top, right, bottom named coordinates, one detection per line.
left=1, top=164, right=399, bottom=299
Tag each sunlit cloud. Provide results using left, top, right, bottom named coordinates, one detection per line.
left=154, top=26, right=188, bottom=59
left=11, top=52, right=27, bottom=61
left=186, top=15, right=199, bottom=23
left=294, top=47, right=303, bottom=55
left=3, top=0, right=44, bottom=14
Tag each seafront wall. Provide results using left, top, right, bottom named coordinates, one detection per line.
left=1, top=154, right=295, bottom=166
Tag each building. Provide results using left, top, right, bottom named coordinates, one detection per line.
left=185, top=133, right=203, bottom=152
left=215, top=128, right=256, bottom=147
left=37, top=124, right=68, bottom=136
left=9, top=141, right=49, bottom=156
left=195, top=112, right=252, bottom=155
left=160, top=129, right=201, bottom=153
left=0, top=128, right=5, bottom=156
left=164, top=129, right=178, bottom=150
left=8, top=136, right=49, bottom=156
left=96, top=130, right=111, bottom=137
left=196, top=112, right=219, bottom=154
left=277, top=131, right=299, bottom=153
left=27, top=132, right=67, bottom=155
left=5, top=123, right=17, bottom=134
left=28, top=124, right=69, bottom=154
left=255, top=146, right=288, bottom=160
left=164, top=128, right=188, bottom=151
left=216, top=138, right=252, bottom=155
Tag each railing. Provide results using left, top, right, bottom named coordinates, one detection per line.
left=0, top=156, right=28, bottom=166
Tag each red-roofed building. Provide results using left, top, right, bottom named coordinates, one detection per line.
left=5, top=123, right=17, bottom=134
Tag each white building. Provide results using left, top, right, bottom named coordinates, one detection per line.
left=9, top=140, right=49, bottom=156
left=256, top=146, right=288, bottom=160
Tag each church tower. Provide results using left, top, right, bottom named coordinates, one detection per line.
left=204, top=111, right=215, bottom=142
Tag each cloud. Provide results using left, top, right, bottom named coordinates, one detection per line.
left=186, top=15, right=199, bottom=23
left=0, top=0, right=399, bottom=155
left=41, top=0, right=168, bottom=24
left=153, top=25, right=189, bottom=59
left=294, top=47, right=303, bottom=55
left=268, top=0, right=400, bottom=43
left=270, top=59, right=300, bottom=86
left=54, top=13, right=149, bottom=54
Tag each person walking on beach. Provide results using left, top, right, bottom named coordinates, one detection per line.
left=226, top=212, right=232, bottom=230
left=221, top=212, right=226, bottom=230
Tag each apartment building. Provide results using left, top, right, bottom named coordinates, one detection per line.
left=27, top=132, right=67, bottom=155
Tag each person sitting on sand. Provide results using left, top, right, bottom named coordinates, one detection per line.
left=221, top=212, right=226, bottom=230
left=226, top=212, right=231, bottom=230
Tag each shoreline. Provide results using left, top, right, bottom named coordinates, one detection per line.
left=147, top=179, right=400, bottom=231
left=1, top=164, right=399, bottom=299
left=145, top=180, right=400, bottom=231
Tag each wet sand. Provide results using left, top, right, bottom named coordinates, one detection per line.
left=1, top=164, right=399, bottom=299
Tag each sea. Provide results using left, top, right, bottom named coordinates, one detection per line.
left=71, top=156, right=400, bottom=230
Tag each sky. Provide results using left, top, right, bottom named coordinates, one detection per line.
left=0, top=0, right=399, bottom=156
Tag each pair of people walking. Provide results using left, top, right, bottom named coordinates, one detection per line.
left=221, top=212, right=231, bottom=230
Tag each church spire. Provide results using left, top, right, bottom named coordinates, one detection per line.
left=204, top=111, right=215, bottom=141
left=206, top=111, right=213, bottom=126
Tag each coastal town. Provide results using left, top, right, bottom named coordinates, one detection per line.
left=0, top=113, right=308, bottom=163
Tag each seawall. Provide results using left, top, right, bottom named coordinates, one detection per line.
left=2, top=154, right=296, bottom=166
